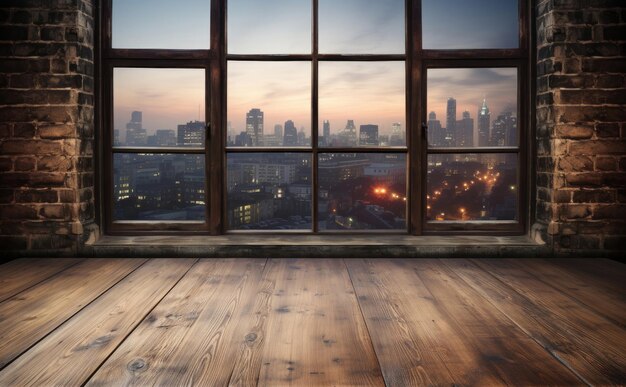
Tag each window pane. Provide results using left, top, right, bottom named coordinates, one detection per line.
left=318, top=153, right=406, bottom=230
left=228, top=62, right=311, bottom=147
left=228, top=0, right=311, bottom=54
left=427, top=68, right=518, bottom=148
left=227, top=153, right=312, bottom=230
left=422, top=0, right=518, bottom=49
left=113, top=68, right=205, bottom=148
left=319, top=0, right=404, bottom=54
left=113, top=154, right=206, bottom=221
left=426, top=154, right=518, bottom=221
left=112, top=0, right=210, bottom=49
left=319, top=62, right=405, bottom=147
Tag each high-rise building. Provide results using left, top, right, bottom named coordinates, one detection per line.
left=491, top=111, right=516, bottom=146
left=359, top=124, right=379, bottom=146
left=283, top=120, right=298, bottom=146
left=445, top=98, right=456, bottom=146
left=246, top=108, right=264, bottom=146
left=456, top=111, right=474, bottom=147
left=177, top=121, right=205, bottom=146
left=125, top=110, right=147, bottom=146
left=338, top=119, right=358, bottom=146
left=154, top=129, right=177, bottom=146
left=274, top=124, right=283, bottom=140
left=478, top=99, right=491, bottom=147
left=390, top=122, right=404, bottom=146
left=322, top=120, right=331, bottom=145
left=427, top=111, right=444, bottom=146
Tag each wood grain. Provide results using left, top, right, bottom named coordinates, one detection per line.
left=0, top=258, right=83, bottom=302
left=0, top=258, right=146, bottom=369
left=447, top=258, right=626, bottom=385
left=346, top=259, right=581, bottom=386
left=228, top=259, right=277, bottom=386
left=255, top=259, right=384, bottom=387
left=86, top=258, right=267, bottom=386
left=520, top=258, right=626, bottom=328
left=0, top=258, right=196, bottom=386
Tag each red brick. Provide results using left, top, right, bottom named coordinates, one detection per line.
left=0, top=204, right=38, bottom=220
left=569, top=140, right=626, bottom=156
left=0, top=140, right=62, bottom=155
left=555, top=125, right=593, bottom=139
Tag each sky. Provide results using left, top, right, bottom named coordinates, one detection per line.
left=427, top=68, right=518, bottom=145
left=112, top=0, right=518, bottom=137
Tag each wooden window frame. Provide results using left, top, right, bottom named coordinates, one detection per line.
left=97, top=0, right=531, bottom=236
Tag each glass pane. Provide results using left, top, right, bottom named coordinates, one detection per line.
left=318, top=153, right=406, bottom=230
left=228, top=62, right=311, bottom=147
left=113, top=154, right=206, bottom=221
left=427, top=68, right=518, bottom=148
left=228, top=0, right=311, bottom=54
left=426, top=154, right=518, bottom=221
left=319, top=62, right=405, bottom=147
left=319, top=0, right=404, bottom=54
left=112, top=0, right=210, bottom=49
left=113, top=68, right=205, bottom=148
left=422, top=0, right=518, bottom=49
left=227, top=153, right=312, bottom=230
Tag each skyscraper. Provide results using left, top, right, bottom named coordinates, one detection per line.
left=274, top=124, right=283, bottom=139
left=390, top=122, right=404, bottom=146
left=457, top=111, right=474, bottom=147
left=445, top=98, right=456, bottom=147
left=427, top=111, right=444, bottom=146
left=491, top=111, right=516, bottom=146
left=177, top=121, right=205, bottom=146
left=246, top=108, right=264, bottom=146
left=283, top=120, right=298, bottom=146
left=322, top=120, right=331, bottom=146
left=125, top=110, right=147, bottom=146
left=478, top=99, right=491, bottom=147
left=359, top=124, right=379, bottom=146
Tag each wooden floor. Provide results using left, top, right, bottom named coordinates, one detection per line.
left=0, top=258, right=624, bottom=386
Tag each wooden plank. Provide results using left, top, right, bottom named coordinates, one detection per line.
left=519, top=258, right=626, bottom=328
left=0, top=258, right=83, bottom=302
left=256, top=259, right=384, bottom=387
left=0, top=258, right=146, bottom=369
left=228, top=259, right=278, bottom=386
left=547, top=258, right=626, bottom=295
left=86, top=258, right=267, bottom=386
left=0, top=258, right=196, bottom=386
left=346, top=259, right=580, bottom=386
left=446, top=258, right=626, bottom=385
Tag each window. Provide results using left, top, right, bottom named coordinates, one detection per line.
left=101, top=0, right=529, bottom=235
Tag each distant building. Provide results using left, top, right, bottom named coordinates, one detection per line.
left=491, top=111, right=516, bottom=146
left=359, top=124, right=379, bottom=146
left=125, top=111, right=147, bottom=146
left=390, top=122, right=404, bottom=146
left=274, top=124, right=283, bottom=140
left=427, top=111, right=444, bottom=147
left=456, top=111, right=474, bottom=147
left=177, top=121, right=204, bottom=146
left=478, top=99, right=491, bottom=147
left=445, top=98, right=456, bottom=147
left=283, top=120, right=298, bottom=146
left=246, top=108, right=264, bottom=146
left=322, top=120, right=331, bottom=146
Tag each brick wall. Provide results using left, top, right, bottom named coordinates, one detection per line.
left=535, top=0, right=626, bottom=254
left=0, top=0, right=97, bottom=255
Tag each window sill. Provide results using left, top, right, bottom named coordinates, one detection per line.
left=86, top=234, right=548, bottom=258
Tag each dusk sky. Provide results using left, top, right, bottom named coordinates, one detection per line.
left=428, top=68, right=518, bottom=146
left=112, top=0, right=518, bottom=138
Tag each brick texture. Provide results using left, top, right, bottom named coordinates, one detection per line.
left=535, top=0, right=626, bottom=255
left=0, top=0, right=97, bottom=254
